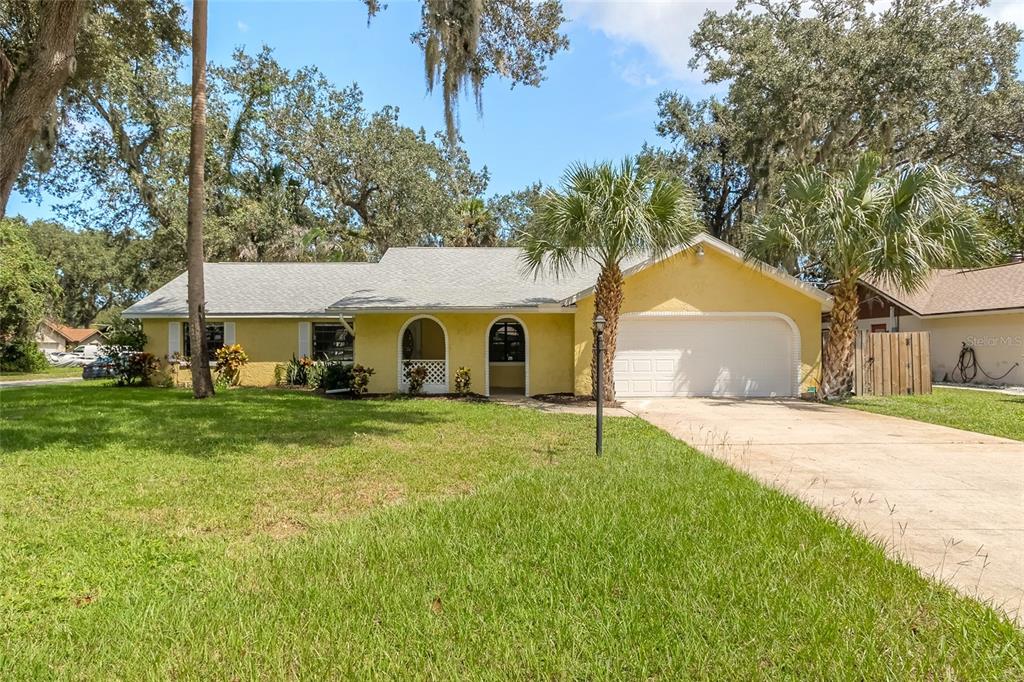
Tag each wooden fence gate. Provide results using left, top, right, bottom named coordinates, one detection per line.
left=854, top=331, right=932, bottom=396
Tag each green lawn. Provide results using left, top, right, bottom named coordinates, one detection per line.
left=0, top=365, right=82, bottom=382
left=845, top=386, right=1024, bottom=441
left=1, top=385, right=1021, bottom=679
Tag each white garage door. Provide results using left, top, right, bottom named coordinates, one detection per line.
left=613, top=315, right=796, bottom=397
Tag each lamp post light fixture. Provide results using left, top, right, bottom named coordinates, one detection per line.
left=594, top=314, right=606, bottom=456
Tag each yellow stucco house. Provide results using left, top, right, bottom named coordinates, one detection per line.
left=123, top=234, right=832, bottom=397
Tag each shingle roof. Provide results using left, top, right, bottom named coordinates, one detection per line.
left=328, top=247, right=601, bottom=310
left=123, top=235, right=831, bottom=317
left=123, top=263, right=379, bottom=316
left=862, top=262, right=1024, bottom=316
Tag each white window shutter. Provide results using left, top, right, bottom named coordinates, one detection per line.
left=168, top=321, right=181, bottom=356
left=298, top=322, right=311, bottom=357
left=224, top=321, right=236, bottom=346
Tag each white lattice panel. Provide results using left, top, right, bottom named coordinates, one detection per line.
left=402, top=360, right=447, bottom=387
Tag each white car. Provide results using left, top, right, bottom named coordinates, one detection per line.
left=47, top=345, right=103, bottom=367
left=71, top=344, right=103, bottom=359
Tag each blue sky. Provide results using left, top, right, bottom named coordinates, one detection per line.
left=8, top=0, right=1023, bottom=222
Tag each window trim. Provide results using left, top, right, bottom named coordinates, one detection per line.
left=488, top=320, right=526, bottom=363
left=311, top=322, right=355, bottom=363
left=182, top=321, right=225, bottom=361
left=484, top=316, right=529, bottom=397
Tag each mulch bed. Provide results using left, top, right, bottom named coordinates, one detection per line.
left=531, top=393, right=623, bottom=408
left=323, top=391, right=489, bottom=403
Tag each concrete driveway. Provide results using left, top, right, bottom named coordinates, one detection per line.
left=622, top=397, right=1024, bottom=622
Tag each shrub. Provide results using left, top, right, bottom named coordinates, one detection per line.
left=108, top=346, right=159, bottom=386
left=285, top=355, right=314, bottom=386
left=454, top=366, right=471, bottom=394
left=0, top=339, right=48, bottom=373
left=349, top=364, right=374, bottom=394
left=320, top=362, right=351, bottom=391
left=406, top=364, right=427, bottom=395
left=274, top=363, right=286, bottom=386
left=168, top=352, right=190, bottom=368
left=307, top=362, right=327, bottom=389
left=214, top=344, right=249, bottom=387
left=103, top=314, right=146, bottom=350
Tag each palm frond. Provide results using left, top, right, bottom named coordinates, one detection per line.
left=518, top=156, right=702, bottom=278
left=750, top=153, right=994, bottom=293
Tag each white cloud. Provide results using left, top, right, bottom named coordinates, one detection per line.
left=986, top=0, right=1024, bottom=28
left=237, top=20, right=250, bottom=33
left=570, top=0, right=1023, bottom=86
left=568, top=1, right=734, bottom=84
left=616, top=60, right=660, bottom=87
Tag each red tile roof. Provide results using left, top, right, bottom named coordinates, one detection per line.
left=44, top=321, right=104, bottom=343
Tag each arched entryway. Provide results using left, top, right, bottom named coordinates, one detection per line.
left=485, top=316, right=528, bottom=397
left=398, top=316, right=449, bottom=393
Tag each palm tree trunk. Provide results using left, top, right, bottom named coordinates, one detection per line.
left=822, top=276, right=859, bottom=399
left=592, top=263, right=624, bottom=404
left=186, top=0, right=214, bottom=398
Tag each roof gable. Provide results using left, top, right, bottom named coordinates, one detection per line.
left=561, top=233, right=833, bottom=310
left=861, top=261, right=1024, bottom=316
left=41, top=320, right=104, bottom=343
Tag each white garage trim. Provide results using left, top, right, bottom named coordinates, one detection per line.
left=483, top=314, right=530, bottom=397
left=618, top=311, right=802, bottom=397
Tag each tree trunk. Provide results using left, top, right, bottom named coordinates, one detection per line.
left=822, top=276, right=859, bottom=399
left=592, top=262, right=624, bottom=404
left=187, top=0, right=215, bottom=398
left=0, top=0, right=88, bottom=216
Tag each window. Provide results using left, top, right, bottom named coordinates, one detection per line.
left=871, top=323, right=888, bottom=333
left=183, top=322, right=224, bottom=360
left=313, top=323, right=354, bottom=362
left=489, top=321, right=525, bottom=362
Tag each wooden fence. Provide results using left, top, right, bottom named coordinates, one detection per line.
left=854, top=331, right=932, bottom=396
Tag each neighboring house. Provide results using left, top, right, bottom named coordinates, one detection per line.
left=35, top=320, right=105, bottom=353
left=123, top=234, right=832, bottom=398
left=823, top=261, right=1024, bottom=386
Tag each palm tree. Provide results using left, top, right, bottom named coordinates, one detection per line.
left=748, top=153, right=991, bottom=399
left=186, top=0, right=214, bottom=398
left=521, top=158, right=701, bottom=402
left=453, top=197, right=497, bottom=246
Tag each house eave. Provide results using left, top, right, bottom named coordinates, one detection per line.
left=559, top=233, right=834, bottom=311
left=326, top=304, right=576, bottom=314
left=122, top=311, right=347, bottom=320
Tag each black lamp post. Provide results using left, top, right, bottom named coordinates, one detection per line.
left=594, top=314, right=606, bottom=456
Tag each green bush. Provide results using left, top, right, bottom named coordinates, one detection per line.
left=320, top=363, right=351, bottom=391
left=454, top=366, right=471, bottom=394
left=214, top=344, right=249, bottom=387
left=0, top=340, right=49, bottom=373
left=307, top=362, right=327, bottom=389
left=107, top=347, right=159, bottom=386
left=350, top=365, right=374, bottom=394
left=406, top=365, right=427, bottom=394
left=104, top=314, right=147, bottom=350
left=284, top=356, right=314, bottom=386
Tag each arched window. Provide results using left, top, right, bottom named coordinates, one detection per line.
left=488, top=320, right=525, bottom=362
